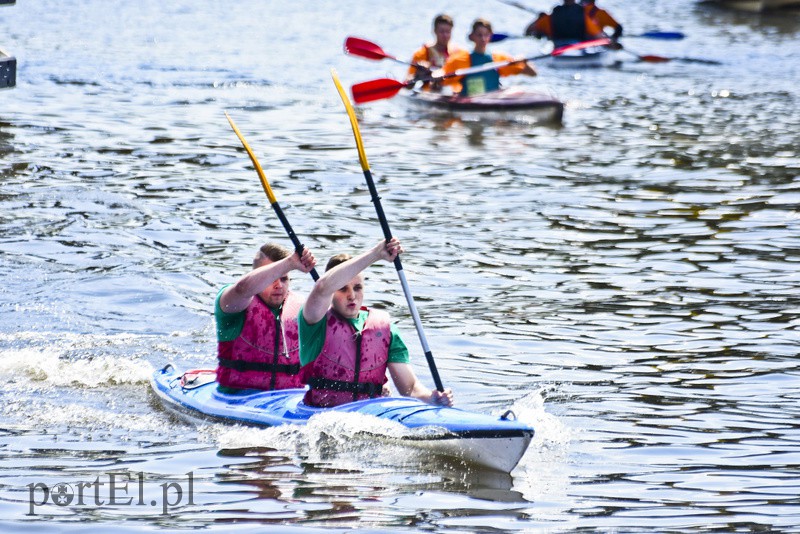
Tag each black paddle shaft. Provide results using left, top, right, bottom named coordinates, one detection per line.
left=363, top=169, right=400, bottom=270
left=363, top=169, right=444, bottom=392
left=272, top=201, right=320, bottom=281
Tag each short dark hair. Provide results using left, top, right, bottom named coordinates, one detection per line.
left=434, top=14, right=454, bottom=29
left=470, top=18, right=493, bottom=36
left=253, top=243, right=290, bottom=269
left=325, top=253, right=352, bottom=272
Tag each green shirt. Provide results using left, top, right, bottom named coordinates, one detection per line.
left=298, top=307, right=410, bottom=366
left=463, top=52, right=501, bottom=96
left=214, top=285, right=281, bottom=342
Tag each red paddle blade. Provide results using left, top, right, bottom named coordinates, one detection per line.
left=344, top=36, right=395, bottom=61
left=351, top=78, right=407, bottom=104
left=639, top=55, right=671, bottom=63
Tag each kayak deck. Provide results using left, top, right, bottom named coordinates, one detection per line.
left=151, top=364, right=534, bottom=472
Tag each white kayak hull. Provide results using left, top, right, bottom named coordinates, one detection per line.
left=404, top=87, right=564, bottom=124
left=707, top=0, right=800, bottom=11
left=548, top=45, right=618, bottom=69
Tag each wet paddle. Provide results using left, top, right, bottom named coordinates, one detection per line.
left=617, top=45, right=721, bottom=65
left=351, top=38, right=610, bottom=104
left=488, top=32, right=682, bottom=64
left=330, top=68, right=444, bottom=393
left=225, top=112, right=320, bottom=281
left=629, top=31, right=685, bottom=40
left=497, top=0, right=539, bottom=14
left=491, top=30, right=685, bottom=42
left=618, top=46, right=671, bottom=63
left=344, top=36, right=426, bottom=70
left=485, top=35, right=674, bottom=64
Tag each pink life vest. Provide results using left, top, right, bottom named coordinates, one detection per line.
left=302, top=307, right=391, bottom=407
left=216, top=291, right=303, bottom=390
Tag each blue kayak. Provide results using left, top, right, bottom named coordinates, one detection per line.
left=151, top=364, right=534, bottom=472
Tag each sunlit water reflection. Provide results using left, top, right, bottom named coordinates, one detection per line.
left=1, top=0, right=799, bottom=530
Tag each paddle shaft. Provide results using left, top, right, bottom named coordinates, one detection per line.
left=272, top=203, right=318, bottom=281
left=497, top=0, right=538, bottom=14
left=331, top=68, right=444, bottom=392
left=362, top=169, right=442, bottom=390
left=492, top=31, right=684, bottom=42
left=225, top=112, right=320, bottom=281
left=433, top=38, right=610, bottom=80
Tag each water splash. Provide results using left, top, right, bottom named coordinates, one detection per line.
left=506, top=386, right=575, bottom=503
left=1, top=347, right=153, bottom=388
left=209, top=410, right=465, bottom=472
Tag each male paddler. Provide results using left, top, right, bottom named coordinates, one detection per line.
left=405, top=14, right=462, bottom=91
left=215, top=243, right=316, bottom=393
left=439, top=18, right=537, bottom=97
left=527, top=0, right=603, bottom=47
left=581, top=0, right=623, bottom=43
left=298, top=238, right=454, bottom=408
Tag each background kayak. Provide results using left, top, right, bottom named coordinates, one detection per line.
left=404, top=87, right=564, bottom=124
left=546, top=46, right=619, bottom=69
left=706, top=0, right=800, bottom=11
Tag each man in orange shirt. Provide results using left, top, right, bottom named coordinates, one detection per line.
left=581, top=0, right=623, bottom=42
left=406, top=14, right=462, bottom=90
left=440, top=18, right=536, bottom=97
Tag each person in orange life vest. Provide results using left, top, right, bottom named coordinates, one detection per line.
left=524, top=12, right=552, bottom=39
left=439, top=18, right=536, bottom=97
left=215, top=243, right=317, bottom=393
left=298, top=238, right=454, bottom=409
left=405, top=13, right=462, bottom=91
left=580, top=0, right=622, bottom=42
left=543, top=0, right=603, bottom=47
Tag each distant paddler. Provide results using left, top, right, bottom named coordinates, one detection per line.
left=438, top=18, right=537, bottom=97
left=524, top=0, right=604, bottom=47
left=405, top=13, right=463, bottom=91
left=581, top=0, right=623, bottom=44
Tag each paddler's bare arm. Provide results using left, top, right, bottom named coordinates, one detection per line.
left=302, top=238, right=402, bottom=324
left=219, top=248, right=316, bottom=314
left=388, top=362, right=454, bottom=407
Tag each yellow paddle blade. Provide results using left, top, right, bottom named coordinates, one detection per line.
left=330, top=68, right=370, bottom=172
left=224, top=111, right=278, bottom=204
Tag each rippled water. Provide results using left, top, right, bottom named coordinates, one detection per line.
left=1, top=0, right=799, bottom=531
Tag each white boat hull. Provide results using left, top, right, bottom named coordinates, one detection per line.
left=708, top=0, right=800, bottom=11
left=404, top=87, right=564, bottom=125
left=548, top=46, right=617, bottom=69
left=410, top=434, right=533, bottom=472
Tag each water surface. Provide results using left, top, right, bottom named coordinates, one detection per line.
left=1, top=0, right=799, bottom=531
